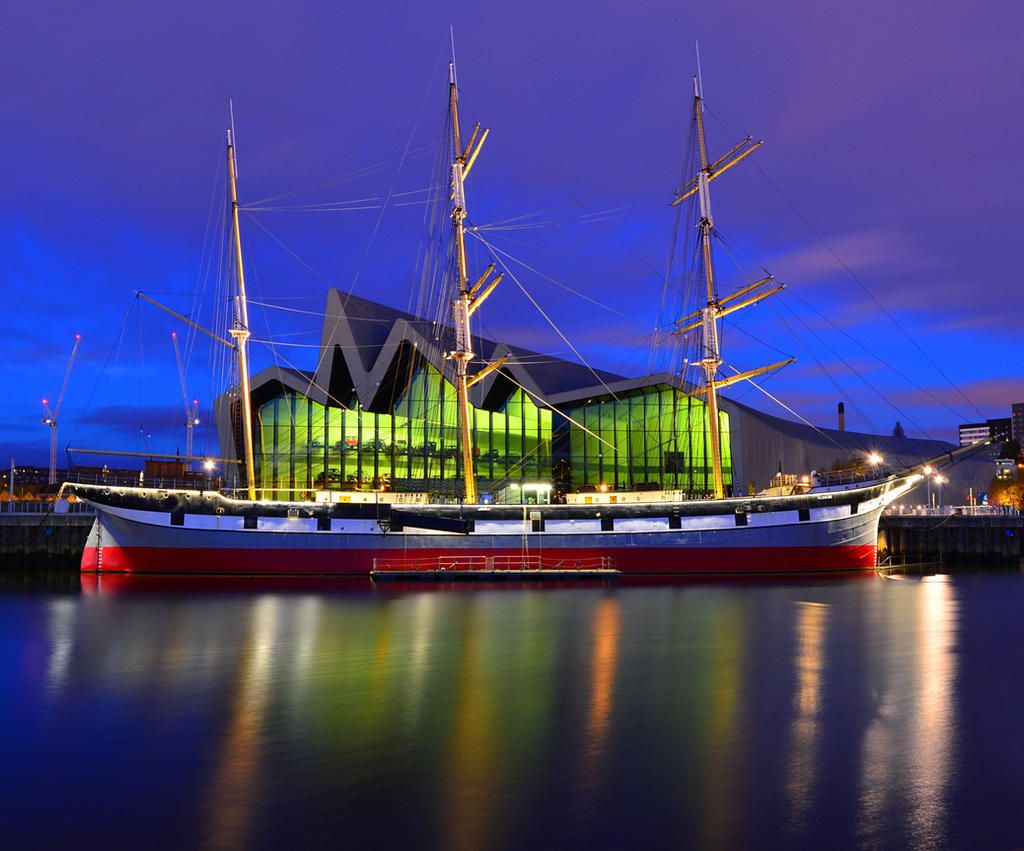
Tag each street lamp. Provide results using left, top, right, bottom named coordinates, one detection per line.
left=934, top=474, right=946, bottom=507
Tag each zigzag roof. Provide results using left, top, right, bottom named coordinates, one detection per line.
left=249, top=288, right=645, bottom=414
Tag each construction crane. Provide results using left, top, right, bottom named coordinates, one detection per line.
left=41, top=334, right=81, bottom=485
left=171, top=332, right=200, bottom=471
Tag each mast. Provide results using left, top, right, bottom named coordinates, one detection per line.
left=693, top=78, right=726, bottom=499
left=227, top=128, right=257, bottom=500
left=443, top=53, right=502, bottom=503
left=671, top=77, right=784, bottom=500
left=448, top=62, right=477, bottom=504
left=447, top=60, right=504, bottom=504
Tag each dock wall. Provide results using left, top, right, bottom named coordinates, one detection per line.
left=878, top=511, right=1023, bottom=564
left=0, top=504, right=94, bottom=569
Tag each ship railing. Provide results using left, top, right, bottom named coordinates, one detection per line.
left=0, top=500, right=96, bottom=514
left=372, top=554, right=616, bottom=573
left=63, top=471, right=219, bottom=491
left=884, top=504, right=1020, bottom=517
left=813, top=467, right=889, bottom=487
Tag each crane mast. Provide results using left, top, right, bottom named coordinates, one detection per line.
left=171, top=332, right=200, bottom=471
left=41, top=334, right=81, bottom=485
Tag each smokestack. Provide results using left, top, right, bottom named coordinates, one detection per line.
left=838, top=402, right=845, bottom=432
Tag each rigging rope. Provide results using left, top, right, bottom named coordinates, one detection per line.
left=476, top=230, right=650, bottom=276
left=469, top=230, right=634, bottom=318
left=243, top=187, right=434, bottom=213
left=738, top=373, right=850, bottom=453
left=469, top=229, right=622, bottom=402
left=704, top=101, right=986, bottom=422
left=781, top=287, right=969, bottom=428
left=241, top=144, right=436, bottom=208
left=765, top=303, right=883, bottom=434
left=244, top=212, right=338, bottom=289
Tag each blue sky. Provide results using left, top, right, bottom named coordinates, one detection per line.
left=2, top=0, right=1022, bottom=467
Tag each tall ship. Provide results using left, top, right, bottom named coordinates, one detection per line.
left=66, top=64, right=937, bottom=577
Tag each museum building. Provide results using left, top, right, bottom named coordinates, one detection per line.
left=214, top=289, right=972, bottom=501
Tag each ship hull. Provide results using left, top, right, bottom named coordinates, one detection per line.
left=82, top=541, right=876, bottom=575
left=71, top=476, right=917, bottom=576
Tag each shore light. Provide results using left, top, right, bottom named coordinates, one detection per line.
left=203, top=459, right=215, bottom=472
left=868, top=452, right=883, bottom=465
left=923, top=465, right=933, bottom=475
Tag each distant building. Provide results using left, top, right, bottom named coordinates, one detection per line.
left=1013, top=402, right=1024, bottom=445
left=959, top=422, right=990, bottom=446
left=988, top=417, right=1011, bottom=443
left=7, top=466, right=60, bottom=486
left=958, top=418, right=1011, bottom=448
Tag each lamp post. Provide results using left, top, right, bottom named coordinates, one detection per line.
left=934, top=474, right=946, bottom=508
left=923, top=465, right=933, bottom=507
left=867, top=452, right=883, bottom=484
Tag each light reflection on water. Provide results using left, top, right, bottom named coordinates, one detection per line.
left=785, top=601, right=828, bottom=830
left=204, top=595, right=278, bottom=849
left=2, top=572, right=1020, bottom=848
left=856, top=575, right=958, bottom=849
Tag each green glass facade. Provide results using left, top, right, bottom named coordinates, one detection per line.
left=256, top=368, right=730, bottom=499
left=560, top=385, right=731, bottom=493
left=256, top=364, right=552, bottom=499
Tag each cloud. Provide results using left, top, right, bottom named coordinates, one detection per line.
left=767, top=228, right=934, bottom=285
left=890, top=377, right=1024, bottom=413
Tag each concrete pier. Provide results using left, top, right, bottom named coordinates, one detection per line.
left=879, top=507, right=1022, bottom=565
left=0, top=502, right=94, bottom=568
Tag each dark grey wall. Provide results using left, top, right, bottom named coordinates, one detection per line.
left=728, top=399, right=995, bottom=504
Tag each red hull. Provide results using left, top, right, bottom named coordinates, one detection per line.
left=82, top=542, right=877, bottom=575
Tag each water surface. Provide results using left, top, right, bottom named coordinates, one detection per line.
left=1, top=570, right=1022, bottom=849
